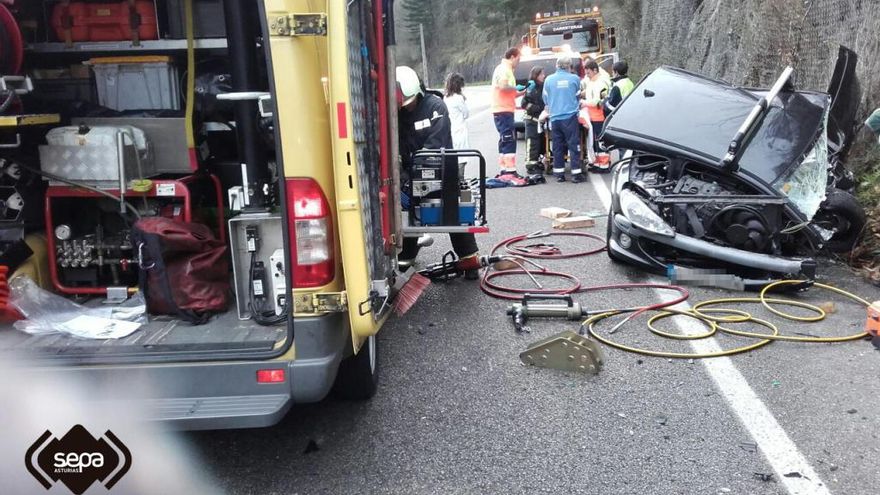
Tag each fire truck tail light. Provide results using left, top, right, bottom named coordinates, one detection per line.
left=289, top=178, right=335, bottom=288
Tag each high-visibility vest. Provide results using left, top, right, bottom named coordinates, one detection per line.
left=615, top=77, right=635, bottom=99
left=491, top=60, right=517, bottom=113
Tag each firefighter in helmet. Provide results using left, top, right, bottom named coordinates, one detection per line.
left=395, top=66, right=480, bottom=279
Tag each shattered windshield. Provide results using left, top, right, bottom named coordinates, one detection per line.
left=771, top=110, right=829, bottom=219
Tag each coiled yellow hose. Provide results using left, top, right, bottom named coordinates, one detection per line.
left=586, top=281, right=872, bottom=358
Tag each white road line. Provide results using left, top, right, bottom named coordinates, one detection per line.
left=588, top=172, right=830, bottom=495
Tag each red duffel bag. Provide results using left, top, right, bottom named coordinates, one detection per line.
left=132, top=217, right=230, bottom=324
left=51, top=1, right=159, bottom=43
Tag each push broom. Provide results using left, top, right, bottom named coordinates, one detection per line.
left=392, top=254, right=495, bottom=316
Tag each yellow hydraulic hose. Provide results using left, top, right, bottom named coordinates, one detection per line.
left=586, top=310, right=778, bottom=359
left=585, top=281, right=872, bottom=358
left=692, top=297, right=826, bottom=324
left=760, top=280, right=871, bottom=319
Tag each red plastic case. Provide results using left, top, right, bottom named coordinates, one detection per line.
left=51, top=1, right=158, bottom=43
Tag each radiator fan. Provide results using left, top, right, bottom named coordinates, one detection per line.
left=712, top=207, right=772, bottom=252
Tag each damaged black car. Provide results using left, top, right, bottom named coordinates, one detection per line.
left=602, top=51, right=865, bottom=291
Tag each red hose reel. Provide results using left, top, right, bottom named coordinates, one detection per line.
left=0, top=3, right=24, bottom=75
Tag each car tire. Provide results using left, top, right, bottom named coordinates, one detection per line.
left=332, top=335, right=378, bottom=400
left=813, top=189, right=866, bottom=253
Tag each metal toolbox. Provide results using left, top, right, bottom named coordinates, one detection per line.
left=38, top=125, right=156, bottom=187
left=88, top=56, right=180, bottom=111
left=74, top=117, right=194, bottom=174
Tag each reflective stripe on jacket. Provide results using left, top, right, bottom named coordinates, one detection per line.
left=604, top=76, right=635, bottom=114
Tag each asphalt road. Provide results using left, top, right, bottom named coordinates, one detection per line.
left=190, top=86, right=880, bottom=495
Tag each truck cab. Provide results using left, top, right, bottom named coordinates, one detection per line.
left=524, top=7, right=617, bottom=60
left=0, top=0, right=401, bottom=429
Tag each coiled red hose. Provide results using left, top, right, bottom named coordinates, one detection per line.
left=480, top=232, right=690, bottom=317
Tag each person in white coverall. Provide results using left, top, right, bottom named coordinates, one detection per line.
left=444, top=72, right=470, bottom=175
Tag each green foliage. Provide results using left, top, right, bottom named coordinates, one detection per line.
left=401, top=0, right=436, bottom=40
left=855, top=148, right=880, bottom=207
left=397, top=0, right=622, bottom=82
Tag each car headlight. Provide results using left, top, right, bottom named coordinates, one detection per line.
left=618, top=189, right=674, bottom=237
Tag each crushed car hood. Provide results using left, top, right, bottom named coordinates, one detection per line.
left=603, top=66, right=831, bottom=185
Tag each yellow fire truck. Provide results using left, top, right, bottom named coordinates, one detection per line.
left=521, top=7, right=617, bottom=59
left=1, top=0, right=463, bottom=430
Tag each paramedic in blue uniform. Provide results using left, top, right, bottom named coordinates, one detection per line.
left=542, top=55, right=585, bottom=183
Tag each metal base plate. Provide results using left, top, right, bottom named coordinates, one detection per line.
left=520, top=331, right=604, bottom=374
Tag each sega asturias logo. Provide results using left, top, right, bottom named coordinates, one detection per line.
left=25, top=424, right=132, bottom=494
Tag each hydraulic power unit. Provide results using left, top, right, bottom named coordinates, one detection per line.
left=403, top=149, right=487, bottom=234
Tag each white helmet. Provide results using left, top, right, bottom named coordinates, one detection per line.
left=396, top=66, right=423, bottom=106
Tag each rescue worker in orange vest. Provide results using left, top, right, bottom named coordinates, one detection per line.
left=580, top=60, right=611, bottom=171
left=491, top=47, right=526, bottom=179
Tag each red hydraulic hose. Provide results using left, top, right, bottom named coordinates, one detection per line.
left=501, top=231, right=607, bottom=259
left=479, top=233, right=690, bottom=315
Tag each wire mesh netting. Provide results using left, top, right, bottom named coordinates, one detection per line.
left=612, top=0, right=880, bottom=113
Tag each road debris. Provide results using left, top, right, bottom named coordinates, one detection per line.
left=753, top=472, right=775, bottom=482
left=654, top=415, right=668, bottom=426
left=552, top=216, right=596, bottom=229
left=846, top=408, right=857, bottom=414
left=540, top=207, right=572, bottom=219
left=580, top=209, right=606, bottom=218
left=303, top=439, right=320, bottom=454
left=738, top=441, right=758, bottom=453
left=819, top=301, right=837, bottom=314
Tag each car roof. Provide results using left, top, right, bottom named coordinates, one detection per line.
left=603, top=66, right=830, bottom=183
left=514, top=54, right=583, bottom=84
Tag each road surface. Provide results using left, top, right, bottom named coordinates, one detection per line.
left=191, top=85, right=880, bottom=495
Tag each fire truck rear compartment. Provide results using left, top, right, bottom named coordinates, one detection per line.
left=0, top=1, right=295, bottom=363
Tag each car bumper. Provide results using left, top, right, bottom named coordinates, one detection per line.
left=26, top=313, right=347, bottom=430
left=608, top=213, right=817, bottom=280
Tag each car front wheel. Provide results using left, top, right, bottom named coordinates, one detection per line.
left=813, top=189, right=866, bottom=253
